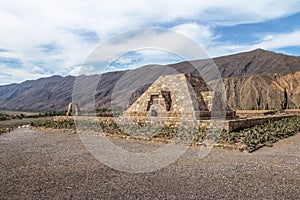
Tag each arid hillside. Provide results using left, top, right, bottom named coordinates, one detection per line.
left=224, top=72, right=300, bottom=110
left=171, top=48, right=300, bottom=78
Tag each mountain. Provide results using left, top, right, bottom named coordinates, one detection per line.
left=224, top=71, right=300, bottom=110
left=214, top=48, right=300, bottom=77
left=170, top=48, right=300, bottom=78
left=0, top=75, right=75, bottom=111
left=0, top=49, right=299, bottom=111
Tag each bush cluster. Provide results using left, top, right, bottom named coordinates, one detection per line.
left=33, top=118, right=75, bottom=129
left=0, top=113, right=25, bottom=121
left=0, top=111, right=66, bottom=121
left=217, top=116, right=300, bottom=149
left=241, top=117, right=300, bottom=147
left=0, top=129, right=7, bottom=134
left=32, top=117, right=125, bottom=135
left=151, top=125, right=178, bottom=139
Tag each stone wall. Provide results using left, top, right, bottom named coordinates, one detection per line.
left=54, top=114, right=296, bottom=133
left=283, top=109, right=300, bottom=116
left=222, top=115, right=295, bottom=131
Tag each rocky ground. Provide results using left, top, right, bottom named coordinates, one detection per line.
left=1, top=128, right=299, bottom=199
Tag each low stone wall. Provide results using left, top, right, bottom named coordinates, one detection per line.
left=236, top=110, right=276, bottom=118
left=236, top=109, right=300, bottom=118
left=223, top=115, right=295, bottom=131
left=54, top=114, right=297, bottom=132
left=284, top=109, right=300, bottom=116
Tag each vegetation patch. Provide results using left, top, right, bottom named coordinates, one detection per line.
left=0, top=128, right=8, bottom=135
left=0, top=111, right=66, bottom=121
left=0, top=127, right=14, bottom=135
left=32, top=116, right=300, bottom=152
left=213, top=116, right=300, bottom=152
left=151, top=125, right=178, bottom=139
left=32, top=118, right=75, bottom=130
left=32, top=118, right=126, bottom=136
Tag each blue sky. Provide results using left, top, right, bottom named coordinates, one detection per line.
left=0, top=0, right=300, bottom=85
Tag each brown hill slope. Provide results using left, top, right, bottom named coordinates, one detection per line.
left=213, top=48, right=300, bottom=77
left=0, top=75, right=75, bottom=111
left=224, top=72, right=300, bottom=110
left=169, top=48, right=300, bottom=78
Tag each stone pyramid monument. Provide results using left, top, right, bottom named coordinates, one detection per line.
left=123, top=74, right=235, bottom=120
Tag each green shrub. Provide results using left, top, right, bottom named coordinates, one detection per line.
left=237, top=116, right=299, bottom=148
left=193, top=116, right=300, bottom=151
left=32, top=119, right=75, bottom=129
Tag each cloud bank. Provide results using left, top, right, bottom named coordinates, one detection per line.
left=0, top=0, right=300, bottom=84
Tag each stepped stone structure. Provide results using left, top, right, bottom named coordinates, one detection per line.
left=123, top=74, right=236, bottom=120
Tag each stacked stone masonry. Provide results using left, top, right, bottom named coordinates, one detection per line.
left=123, top=74, right=236, bottom=120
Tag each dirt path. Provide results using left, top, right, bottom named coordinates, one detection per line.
left=1, top=129, right=299, bottom=199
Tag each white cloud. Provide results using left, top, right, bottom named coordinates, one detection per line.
left=87, top=28, right=211, bottom=68
left=0, top=0, right=300, bottom=84
left=171, top=23, right=214, bottom=47
left=252, top=30, right=300, bottom=49
left=110, top=49, right=185, bottom=71
left=263, top=35, right=275, bottom=41
left=31, top=66, right=46, bottom=75
left=203, top=29, right=300, bottom=58
left=0, top=64, right=51, bottom=85
left=69, top=65, right=95, bottom=76
left=0, top=51, right=19, bottom=60
left=115, top=57, right=134, bottom=65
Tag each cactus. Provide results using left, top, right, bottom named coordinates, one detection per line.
left=281, top=88, right=288, bottom=110
left=256, top=96, right=261, bottom=110
left=265, top=103, right=269, bottom=110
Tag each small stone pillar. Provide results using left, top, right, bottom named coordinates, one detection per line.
left=66, top=103, right=73, bottom=116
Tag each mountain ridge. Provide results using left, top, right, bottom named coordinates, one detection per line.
left=2, top=48, right=299, bottom=87
left=0, top=48, right=299, bottom=111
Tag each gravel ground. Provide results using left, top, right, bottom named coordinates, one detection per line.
left=0, top=128, right=299, bottom=199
